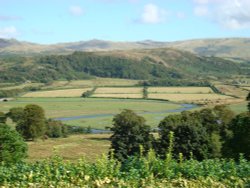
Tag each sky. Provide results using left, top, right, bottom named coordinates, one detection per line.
left=0, top=0, right=250, bottom=44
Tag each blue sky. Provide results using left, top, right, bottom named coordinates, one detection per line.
left=0, top=0, right=250, bottom=44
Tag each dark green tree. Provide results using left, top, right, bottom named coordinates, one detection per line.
left=7, top=107, right=24, bottom=123
left=247, top=92, right=250, bottom=112
left=158, top=112, right=212, bottom=160
left=0, top=112, right=7, bottom=123
left=0, top=123, right=27, bottom=163
left=223, top=113, right=250, bottom=159
left=110, top=109, right=153, bottom=161
left=46, top=119, right=68, bottom=138
left=16, top=104, right=46, bottom=140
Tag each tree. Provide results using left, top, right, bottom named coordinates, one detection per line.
left=16, top=104, right=46, bottom=140
left=110, top=109, right=153, bottom=161
left=247, top=92, right=250, bottom=112
left=0, top=123, right=27, bottom=163
left=223, top=113, right=250, bottom=159
left=46, top=119, right=68, bottom=138
left=0, top=112, right=6, bottom=123
left=158, top=112, right=212, bottom=160
left=7, top=107, right=24, bottom=123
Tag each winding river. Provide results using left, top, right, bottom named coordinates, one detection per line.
left=54, top=103, right=198, bottom=133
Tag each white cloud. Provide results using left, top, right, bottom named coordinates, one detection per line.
left=69, top=5, right=84, bottom=16
left=140, top=3, right=167, bottom=24
left=0, top=26, right=19, bottom=38
left=194, top=6, right=209, bottom=16
left=193, top=0, right=250, bottom=29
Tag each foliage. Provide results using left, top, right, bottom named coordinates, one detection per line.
left=16, top=104, right=46, bottom=140
left=46, top=119, right=68, bottom=138
left=0, top=112, right=6, bottom=123
left=158, top=106, right=235, bottom=160
left=223, top=112, right=250, bottom=160
left=142, top=86, right=148, bottom=99
left=0, top=153, right=249, bottom=187
left=6, top=107, right=24, bottom=123
left=0, top=123, right=27, bottom=163
left=81, top=87, right=96, bottom=98
left=247, top=92, right=250, bottom=112
left=110, top=109, right=153, bottom=161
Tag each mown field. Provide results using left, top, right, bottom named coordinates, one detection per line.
left=0, top=98, right=183, bottom=129
left=42, top=78, right=140, bottom=90
left=23, top=88, right=92, bottom=97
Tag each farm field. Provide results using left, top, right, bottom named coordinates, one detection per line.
left=228, top=101, right=248, bottom=114
left=94, top=87, right=142, bottom=94
left=215, top=84, right=248, bottom=98
left=148, top=93, right=234, bottom=102
left=0, top=98, right=184, bottom=129
left=92, top=93, right=143, bottom=99
left=22, top=88, right=92, bottom=97
left=27, top=134, right=111, bottom=162
left=148, top=87, right=213, bottom=93
left=42, top=78, right=140, bottom=90
left=242, top=87, right=250, bottom=91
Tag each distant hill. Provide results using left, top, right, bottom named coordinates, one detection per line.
left=1, top=38, right=250, bottom=61
left=0, top=48, right=248, bottom=84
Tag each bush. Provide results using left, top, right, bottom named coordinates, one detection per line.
left=46, top=120, right=68, bottom=138
left=0, top=123, right=27, bottom=163
left=0, top=112, right=6, bottom=123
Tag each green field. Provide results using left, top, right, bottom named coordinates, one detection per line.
left=0, top=98, right=185, bottom=129
left=228, top=102, right=248, bottom=114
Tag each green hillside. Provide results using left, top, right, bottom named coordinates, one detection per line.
left=0, top=48, right=248, bottom=84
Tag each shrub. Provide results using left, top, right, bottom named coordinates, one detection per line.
left=0, top=123, right=27, bottom=163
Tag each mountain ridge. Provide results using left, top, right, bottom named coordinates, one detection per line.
left=1, top=38, right=250, bottom=60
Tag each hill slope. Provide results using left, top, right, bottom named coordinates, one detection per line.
left=0, top=48, right=247, bottom=84
left=1, top=38, right=250, bottom=61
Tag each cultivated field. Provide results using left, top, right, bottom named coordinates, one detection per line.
left=242, top=87, right=250, bottom=91
left=22, top=88, right=92, bottom=97
left=215, top=84, right=248, bottom=98
left=148, top=93, right=234, bottom=102
left=42, top=78, right=140, bottom=90
left=92, top=93, right=143, bottom=98
left=94, top=87, right=142, bottom=94
left=148, top=87, right=213, bottom=93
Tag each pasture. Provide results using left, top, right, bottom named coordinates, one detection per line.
left=42, top=78, right=140, bottom=90
left=22, top=88, right=92, bottom=97
left=0, top=98, right=184, bottom=129
left=148, top=93, right=234, bottom=102
left=148, top=87, right=213, bottom=93
left=94, top=87, right=142, bottom=94
left=27, top=134, right=110, bottom=162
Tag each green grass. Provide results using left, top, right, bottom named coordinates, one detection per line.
left=0, top=98, right=184, bottom=129
left=228, top=102, right=248, bottom=114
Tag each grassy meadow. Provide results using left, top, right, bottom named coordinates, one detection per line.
left=27, top=134, right=111, bottom=162
left=147, top=86, right=213, bottom=93
left=0, top=97, right=183, bottom=129
left=22, top=88, right=92, bottom=97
